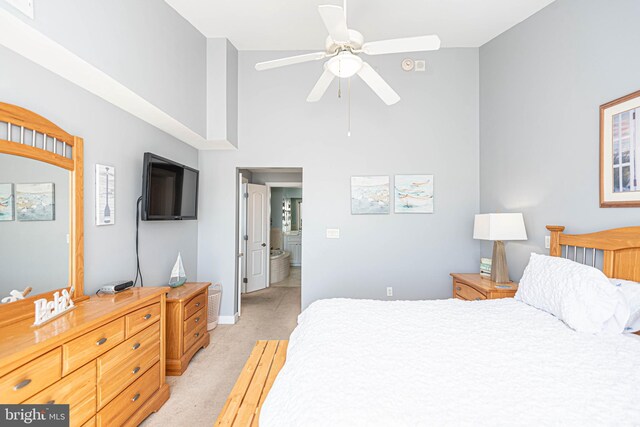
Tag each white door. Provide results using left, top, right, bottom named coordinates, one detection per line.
left=246, top=184, right=268, bottom=293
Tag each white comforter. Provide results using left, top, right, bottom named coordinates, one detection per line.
left=260, top=298, right=640, bottom=426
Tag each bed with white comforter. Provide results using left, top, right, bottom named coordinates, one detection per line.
left=260, top=298, right=640, bottom=426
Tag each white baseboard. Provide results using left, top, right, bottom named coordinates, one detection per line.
left=218, top=313, right=239, bottom=325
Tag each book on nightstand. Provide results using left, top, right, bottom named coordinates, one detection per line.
left=480, top=257, right=492, bottom=277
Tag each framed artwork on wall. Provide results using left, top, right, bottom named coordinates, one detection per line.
left=0, top=183, right=14, bottom=221
left=600, top=89, right=640, bottom=207
left=351, top=176, right=390, bottom=214
left=16, top=183, right=55, bottom=221
left=96, top=164, right=115, bottom=225
left=394, top=174, right=434, bottom=213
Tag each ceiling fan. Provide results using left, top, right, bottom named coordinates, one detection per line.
left=254, top=1, right=441, bottom=105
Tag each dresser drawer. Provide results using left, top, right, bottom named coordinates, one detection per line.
left=184, top=307, right=206, bottom=335
left=125, top=303, right=160, bottom=338
left=454, top=282, right=486, bottom=301
left=63, top=318, right=125, bottom=375
left=26, top=361, right=96, bottom=427
left=184, top=292, right=206, bottom=320
left=184, top=323, right=207, bottom=353
left=98, top=322, right=159, bottom=378
left=0, top=348, right=62, bottom=404
left=97, top=362, right=160, bottom=427
left=97, top=323, right=160, bottom=408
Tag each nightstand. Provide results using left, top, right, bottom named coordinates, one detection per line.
left=450, top=273, right=518, bottom=300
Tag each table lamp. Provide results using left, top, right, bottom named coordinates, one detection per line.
left=473, top=213, right=527, bottom=283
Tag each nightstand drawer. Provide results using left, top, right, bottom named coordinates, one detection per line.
left=454, top=282, right=486, bottom=301
left=184, top=292, right=206, bottom=320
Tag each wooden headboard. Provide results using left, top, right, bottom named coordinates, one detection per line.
left=547, top=225, right=640, bottom=281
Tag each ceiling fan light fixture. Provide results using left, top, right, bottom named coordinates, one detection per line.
left=327, top=52, right=363, bottom=78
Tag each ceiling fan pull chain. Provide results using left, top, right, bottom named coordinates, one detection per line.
left=347, top=77, right=351, bottom=137
left=338, top=63, right=342, bottom=98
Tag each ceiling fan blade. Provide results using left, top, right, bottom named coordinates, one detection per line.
left=318, top=5, right=350, bottom=44
left=357, top=62, right=400, bottom=105
left=362, top=35, right=441, bottom=55
left=307, top=68, right=335, bottom=102
left=255, top=52, right=326, bottom=71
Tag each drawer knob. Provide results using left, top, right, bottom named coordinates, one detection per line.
left=456, top=286, right=461, bottom=291
left=132, top=393, right=140, bottom=402
left=47, top=400, right=55, bottom=405
left=195, top=317, right=200, bottom=323
left=475, top=298, right=481, bottom=301
left=195, top=302, right=201, bottom=307
left=13, top=379, right=31, bottom=391
left=132, top=366, right=140, bottom=375
left=96, top=337, right=107, bottom=346
left=144, top=313, right=151, bottom=320
left=194, top=332, right=200, bottom=338
left=132, top=342, right=141, bottom=350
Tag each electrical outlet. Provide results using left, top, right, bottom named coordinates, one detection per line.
left=386, top=287, right=393, bottom=297
left=5, top=0, right=34, bottom=19
left=545, top=236, right=551, bottom=249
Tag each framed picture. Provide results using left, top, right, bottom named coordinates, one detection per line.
left=351, top=176, right=390, bottom=214
left=600, top=89, right=640, bottom=207
left=394, top=174, right=434, bottom=213
left=96, top=164, right=115, bottom=225
left=16, top=183, right=55, bottom=221
left=0, top=183, right=14, bottom=221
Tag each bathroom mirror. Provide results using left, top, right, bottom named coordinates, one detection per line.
left=0, top=102, right=84, bottom=325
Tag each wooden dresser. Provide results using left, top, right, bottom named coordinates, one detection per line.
left=166, top=282, right=211, bottom=376
left=0, top=287, right=170, bottom=427
left=450, top=273, right=518, bottom=300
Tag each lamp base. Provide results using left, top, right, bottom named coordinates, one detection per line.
left=490, top=240, right=510, bottom=283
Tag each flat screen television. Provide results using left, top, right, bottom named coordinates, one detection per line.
left=141, top=153, right=199, bottom=220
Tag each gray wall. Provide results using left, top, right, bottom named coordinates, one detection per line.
left=250, top=172, right=303, bottom=185
left=207, top=39, right=238, bottom=145
left=0, top=0, right=207, bottom=136
left=0, top=155, right=69, bottom=297
left=270, top=187, right=284, bottom=229
left=0, top=45, right=199, bottom=294
left=198, top=48, right=480, bottom=316
left=479, top=0, right=640, bottom=280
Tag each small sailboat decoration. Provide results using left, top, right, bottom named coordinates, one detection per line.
left=169, top=252, right=187, bottom=288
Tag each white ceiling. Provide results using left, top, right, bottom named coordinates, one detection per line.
left=165, top=0, right=555, bottom=50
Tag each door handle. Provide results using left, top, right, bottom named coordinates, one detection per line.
left=261, top=243, right=267, bottom=247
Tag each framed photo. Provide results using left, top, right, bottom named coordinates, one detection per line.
left=600, top=89, right=640, bottom=207
left=16, top=183, right=55, bottom=221
left=96, top=164, right=115, bottom=225
left=0, top=183, right=14, bottom=221
left=394, top=174, right=434, bottom=213
left=351, top=176, right=390, bottom=214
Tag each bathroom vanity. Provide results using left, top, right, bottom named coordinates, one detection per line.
left=283, top=232, right=302, bottom=267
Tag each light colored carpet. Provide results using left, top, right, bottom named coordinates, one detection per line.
left=142, top=271, right=301, bottom=426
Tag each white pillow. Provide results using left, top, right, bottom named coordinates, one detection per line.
left=608, top=278, right=640, bottom=333
left=515, top=253, right=629, bottom=334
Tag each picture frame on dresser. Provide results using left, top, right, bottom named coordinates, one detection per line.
left=600, top=89, right=640, bottom=207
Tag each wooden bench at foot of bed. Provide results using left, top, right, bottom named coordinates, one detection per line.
left=215, top=340, right=288, bottom=426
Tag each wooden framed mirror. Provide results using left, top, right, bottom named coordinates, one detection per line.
left=0, top=102, right=84, bottom=326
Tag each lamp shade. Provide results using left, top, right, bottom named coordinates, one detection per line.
left=473, top=213, right=527, bottom=241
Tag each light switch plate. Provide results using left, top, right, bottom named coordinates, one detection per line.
left=326, top=228, right=340, bottom=239
left=5, top=0, right=34, bottom=19
left=414, top=60, right=426, bottom=72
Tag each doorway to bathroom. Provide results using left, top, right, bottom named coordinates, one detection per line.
left=236, top=168, right=302, bottom=319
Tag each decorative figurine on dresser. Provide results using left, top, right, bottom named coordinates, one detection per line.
left=0, top=103, right=170, bottom=426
